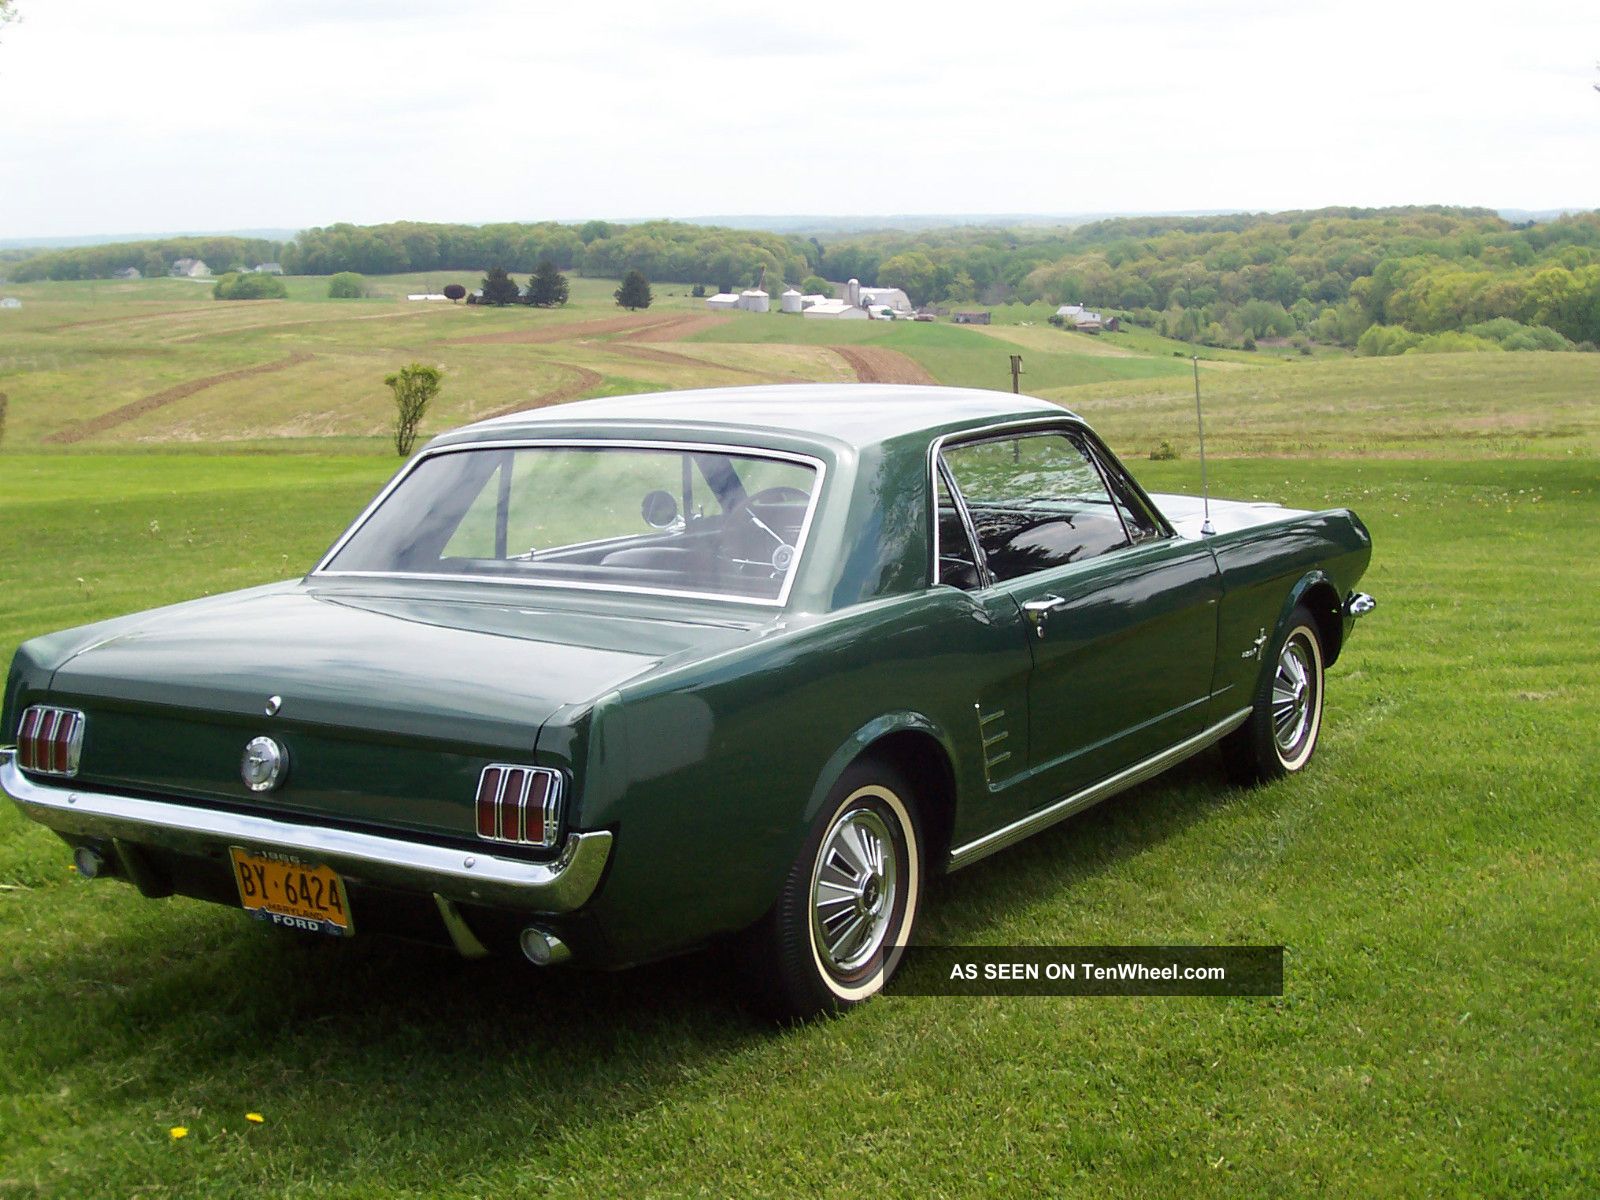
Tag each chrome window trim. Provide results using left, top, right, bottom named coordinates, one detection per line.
left=927, top=418, right=1175, bottom=590
left=931, top=455, right=992, bottom=590
left=312, top=438, right=828, bottom=610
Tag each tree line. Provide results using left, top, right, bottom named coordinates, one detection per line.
left=7, top=207, right=1598, bottom=349
left=7, top=236, right=283, bottom=281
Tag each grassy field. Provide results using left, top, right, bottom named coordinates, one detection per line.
left=1, top=277, right=1597, bottom=1197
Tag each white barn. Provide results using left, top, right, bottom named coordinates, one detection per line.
left=801, top=300, right=868, bottom=320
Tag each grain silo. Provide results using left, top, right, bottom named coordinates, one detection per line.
left=780, top=288, right=803, bottom=314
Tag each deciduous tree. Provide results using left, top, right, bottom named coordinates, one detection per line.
left=386, top=363, right=443, bottom=457
left=327, top=271, right=366, bottom=299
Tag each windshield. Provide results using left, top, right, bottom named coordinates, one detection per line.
left=321, top=443, right=821, bottom=603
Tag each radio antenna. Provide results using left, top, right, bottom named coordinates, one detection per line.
left=1192, top=356, right=1215, bottom=536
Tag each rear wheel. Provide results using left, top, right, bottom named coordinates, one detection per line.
left=1223, top=606, right=1326, bottom=785
left=747, top=760, right=923, bottom=1021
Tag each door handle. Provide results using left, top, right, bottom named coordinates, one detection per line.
left=1021, top=594, right=1066, bottom=637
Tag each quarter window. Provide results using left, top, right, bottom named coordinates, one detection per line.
left=935, top=469, right=983, bottom=590
left=941, top=432, right=1132, bottom=582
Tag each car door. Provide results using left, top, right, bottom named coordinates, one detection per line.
left=940, top=424, right=1221, bottom=805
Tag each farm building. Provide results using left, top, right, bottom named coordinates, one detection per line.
left=169, top=258, right=209, bottom=278
left=114, top=267, right=142, bottom=280
left=801, top=299, right=868, bottom=320
left=1056, top=303, right=1120, bottom=332
left=856, top=285, right=912, bottom=315
left=0, top=297, right=21, bottom=309
left=704, top=289, right=770, bottom=312
left=406, top=293, right=450, bottom=302
left=952, top=311, right=991, bottom=325
left=253, top=263, right=284, bottom=274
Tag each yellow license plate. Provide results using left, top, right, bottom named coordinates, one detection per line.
left=230, top=846, right=353, bottom=937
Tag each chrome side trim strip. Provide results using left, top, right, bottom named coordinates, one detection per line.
left=0, top=750, right=611, bottom=914
left=947, top=708, right=1252, bottom=872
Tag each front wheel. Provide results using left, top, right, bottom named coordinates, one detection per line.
left=747, top=760, right=924, bottom=1021
left=1223, top=607, right=1326, bottom=785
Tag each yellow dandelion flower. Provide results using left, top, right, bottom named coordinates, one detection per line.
left=246, top=1112, right=265, bottom=1124
left=169, top=1126, right=188, bottom=1140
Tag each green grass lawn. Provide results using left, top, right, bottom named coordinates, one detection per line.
left=0, top=448, right=1595, bottom=1197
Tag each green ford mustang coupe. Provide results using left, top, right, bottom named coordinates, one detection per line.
left=2, top=385, right=1373, bottom=1018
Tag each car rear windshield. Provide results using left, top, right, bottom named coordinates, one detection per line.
left=321, top=444, right=821, bottom=604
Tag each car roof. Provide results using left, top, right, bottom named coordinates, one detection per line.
left=434, top=384, right=1075, bottom=455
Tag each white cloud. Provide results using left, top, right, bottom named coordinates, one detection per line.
left=0, top=0, right=1594, bottom=236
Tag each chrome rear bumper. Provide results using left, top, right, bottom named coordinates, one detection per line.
left=1345, top=592, right=1376, bottom=619
left=0, top=748, right=611, bottom=914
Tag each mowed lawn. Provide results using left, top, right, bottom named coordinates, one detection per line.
left=0, top=442, right=1596, bottom=1196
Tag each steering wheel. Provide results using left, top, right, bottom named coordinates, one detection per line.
left=719, top=486, right=810, bottom=572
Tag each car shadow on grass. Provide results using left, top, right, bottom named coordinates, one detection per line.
left=2, top=751, right=1246, bottom=1176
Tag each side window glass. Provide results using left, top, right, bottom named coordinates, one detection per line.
left=942, top=432, right=1131, bottom=582
left=935, top=470, right=982, bottom=590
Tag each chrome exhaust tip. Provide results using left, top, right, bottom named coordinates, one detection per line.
left=519, top=925, right=571, bottom=966
left=72, top=846, right=107, bottom=879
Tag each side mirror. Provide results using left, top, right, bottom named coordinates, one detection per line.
left=640, top=489, right=680, bottom=530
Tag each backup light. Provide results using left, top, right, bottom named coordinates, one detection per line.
left=475, top=764, right=564, bottom=849
left=16, top=706, right=85, bottom=776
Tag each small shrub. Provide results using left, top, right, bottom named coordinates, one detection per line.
left=443, top=283, right=466, bottom=302
left=691, top=283, right=706, bottom=298
left=1149, top=439, right=1180, bottom=461
left=213, top=272, right=287, bottom=300
left=386, top=363, right=443, bottom=457
left=327, top=272, right=366, bottom=299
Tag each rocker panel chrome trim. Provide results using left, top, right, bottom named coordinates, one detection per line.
left=947, top=708, right=1251, bottom=871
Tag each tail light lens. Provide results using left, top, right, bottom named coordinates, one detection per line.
left=475, top=764, right=564, bottom=849
left=16, top=706, right=85, bottom=777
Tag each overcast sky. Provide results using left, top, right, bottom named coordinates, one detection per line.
left=0, top=0, right=1595, bottom=238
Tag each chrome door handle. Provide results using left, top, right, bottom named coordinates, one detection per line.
left=1021, top=594, right=1066, bottom=637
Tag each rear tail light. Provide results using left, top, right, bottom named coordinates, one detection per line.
left=16, top=706, right=85, bottom=777
left=475, top=764, right=564, bottom=849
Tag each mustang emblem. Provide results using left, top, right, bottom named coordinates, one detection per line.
left=241, top=736, right=288, bottom=792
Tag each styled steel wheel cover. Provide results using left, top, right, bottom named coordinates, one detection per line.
left=1271, top=629, right=1321, bottom=767
left=810, top=805, right=899, bottom=978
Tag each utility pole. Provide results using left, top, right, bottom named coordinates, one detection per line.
left=1009, top=354, right=1023, bottom=394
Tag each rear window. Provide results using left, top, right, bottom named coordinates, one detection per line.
left=322, top=444, right=821, bottom=603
